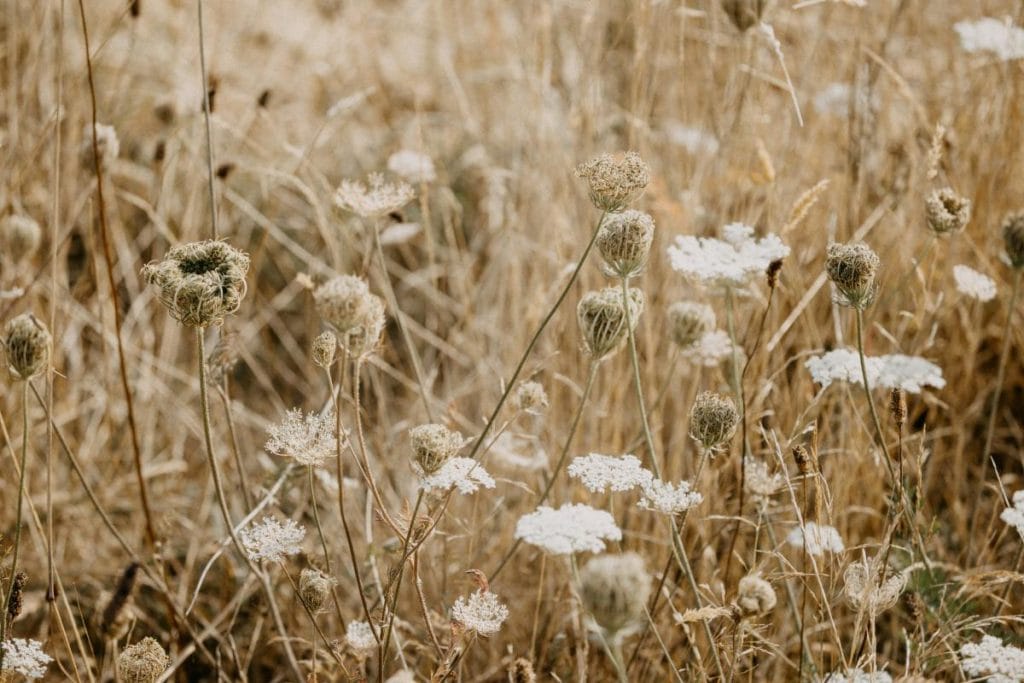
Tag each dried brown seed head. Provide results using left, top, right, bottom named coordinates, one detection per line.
left=3, top=313, right=51, bottom=380
left=141, top=240, right=250, bottom=327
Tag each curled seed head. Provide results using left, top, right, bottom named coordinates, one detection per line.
left=117, top=637, right=169, bottom=683
left=513, top=380, right=549, bottom=415
left=925, top=188, right=971, bottom=235
left=1002, top=211, right=1024, bottom=269
left=721, top=0, right=765, bottom=31
left=577, top=287, right=644, bottom=360
left=3, top=313, right=51, bottom=380
left=737, top=574, right=777, bottom=617
left=313, top=275, right=386, bottom=356
left=575, top=152, right=650, bottom=213
left=311, top=331, right=338, bottom=369
left=579, top=553, right=651, bottom=636
left=0, top=215, right=42, bottom=262
left=667, top=301, right=715, bottom=348
left=299, top=569, right=334, bottom=613
left=409, top=423, right=464, bottom=475
left=141, top=240, right=250, bottom=327
left=596, top=210, right=655, bottom=278
left=689, top=391, right=739, bottom=451
left=825, top=241, right=880, bottom=309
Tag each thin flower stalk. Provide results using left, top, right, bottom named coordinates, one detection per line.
left=0, top=384, right=29, bottom=666
left=569, top=554, right=629, bottom=683
left=379, top=490, right=425, bottom=682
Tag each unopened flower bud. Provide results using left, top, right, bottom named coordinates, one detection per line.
left=596, top=210, right=655, bottom=278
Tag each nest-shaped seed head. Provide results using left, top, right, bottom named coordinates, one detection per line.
left=313, top=275, right=387, bottom=356
left=299, top=568, right=334, bottom=613
left=1002, top=211, right=1024, bottom=269
left=575, top=152, right=650, bottom=213
left=825, top=241, right=880, bottom=309
left=667, top=301, right=716, bottom=348
left=141, top=240, right=250, bottom=327
left=311, top=331, right=337, bottom=369
left=117, top=637, right=169, bottom=683
left=579, top=553, right=651, bottom=637
left=596, top=210, right=655, bottom=279
left=925, top=188, right=971, bottom=235
left=737, top=574, right=777, bottom=617
left=577, top=287, right=644, bottom=360
left=3, top=313, right=51, bottom=380
left=409, top=423, right=464, bottom=475
left=689, top=391, right=739, bottom=451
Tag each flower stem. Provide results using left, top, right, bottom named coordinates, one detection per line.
left=0, top=383, right=29, bottom=670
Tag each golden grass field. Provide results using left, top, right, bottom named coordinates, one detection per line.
left=3, top=0, right=1024, bottom=680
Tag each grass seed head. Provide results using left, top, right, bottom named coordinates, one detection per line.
left=141, top=240, right=250, bottom=328
left=925, top=187, right=971, bottom=235
left=3, top=313, right=51, bottom=380
left=825, top=241, right=880, bottom=309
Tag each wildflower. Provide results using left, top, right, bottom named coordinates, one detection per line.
left=667, top=301, right=716, bottom=349
left=579, top=553, right=651, bottom=637
left=824, top=670, right=893, bottom=683
left=265, top=408, right=338, bottom=468
left=667, top=223, right=790, bottom=288
left=925, top=188, right=971, bottom=235
left=82, top=122, right=120, bottom=169
left=141, top=240, right=250, bottom=327
left=682, top=329, right=743, bottom=367
left=805, top=349, right=945, bottom=393
left=737, top=574, right=776, bottom=617
left=843, top=559, right=905, bottom=615
left=386, top=672, right=417, bottom=683
left=596, top=210, right=655, bottom=279
left=577, top=287, right=644, bottom=360
left=955, top=17, right=1024, bottom=61
left=637, top=477, right=703, bottom=515
left=118, top=638, right=169, bottom=683
left=813, top=82, right=853, bottom=117
left=311, top=330, right=337, bottom=368
left=567, top=453, right=652, bottom=493
left=689, top=391, right=739, bottom=452
left=417, top=457, right=495, bottom=494
left=825, top=241, right=880, bottom=309
left=0, top=215, right=42, bottom=262
left=451, top=590, right=509, bottom=636
left=1001, top=490, right=1024, bottom=538
left=387, top=149, right=436, bottom=184
left=744, top=456, right=784, bottom=507
left=3, top=313, right=50, bottom=380
left=721, top=0, right=764, bottom=31
left=490, top=432, right=548, bottom=471
left=409, top=423, right=464, bottom=475
left=334, top=173, right=414, bottom=217
left=513, top=380, right=549, bottom=415
left=514, top=503, right=622, bottom=555
left=299, top=569, right=334, bottom=613
left=239, top=516, right=305, bottom=563
left=960, top=635, right=1024, bottom=683
left=953, top=265, right=997, bottom=302
left=1002, top=211, right=1024, bottom=268
left=661, top=121, right=719, bottom=155
left=346, top=620, right=377, bottom=655
left=786, top=522, right=845, bottom=556
left=575, top=152, right=650, bottom=212
left=0, top=638, right=53, bottom=679
left=313, top=275, right=387, bottom=356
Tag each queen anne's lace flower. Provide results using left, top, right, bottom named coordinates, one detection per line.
left=346, top=621, right=377, bottom=654
left=1, top=638, right=53, bottom=679
left=683, top=329, right=744, bottom=367
left=806, top=349, right=945, bottom=393
left=637, top=477, right=703, bottom=515
left=265, top=408, right=338, bottom=468
left=514, top=504, right=622, bottom=555
left=335, top=173, right=415, bottom=217
left=824, top=670, right=892, bottom=683
left=239, top=516, right=305, bottom=563
left=744, top=456, right=785, bottom=506
left=953, top=265, right=997, bottom=302
left=786, top=522, right=845, bottom=556
left=960, top=635, right=1024, bottom=683
left=1001, top=490, right=1024, bottom=538
left=417, top=457, right=495, bottom=494
left=667, top=223, right=790, bottom=288
left=568, top=454, right=652, bottom=493
left=955, top=17, right=1024, bottom=61
left=451, top=590, right=509, bottom=636
left=387, top=150, right=436, bottom=184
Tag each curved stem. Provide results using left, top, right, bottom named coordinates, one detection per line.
left=620, top=277, right=658, bottom=475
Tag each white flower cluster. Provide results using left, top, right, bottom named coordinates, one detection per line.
left=335, top=173, right=415, bottom=218
left=346, top=620, right=377, bottom=654
left=239, top=516, right=305, bottom=563
left=823, top=669, right=892, bottom=683
left=451, top=589, right=509, bottom=636
left=387, top=149, right=436, bottom=184
left=682, top=329, right=745, bottom=367
left=1001, top=490, right=1024, bottom=538
left=661, top=121, right=719, bottom=155
left=955, top=17, right=1024, bottom=62
left=786, top=522, right=845, bottom=556
left=814, top=82, right=853, bottom=117
left=805, top=349, right=945, bottom=393
left=514, top=503, right=622, bottom=555
left=417, top=457, right=496, bottom=494
left=667, top=222, right=790, bottom=288
left=265, top=407, right=338, bottom=468
left=567, top=454, right=703, bottom=515
left=953, top=265, right=997, bottom=302
left=960, top=635, right=1024, bottom=683
left=0, top=638, right=53, bottom=679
